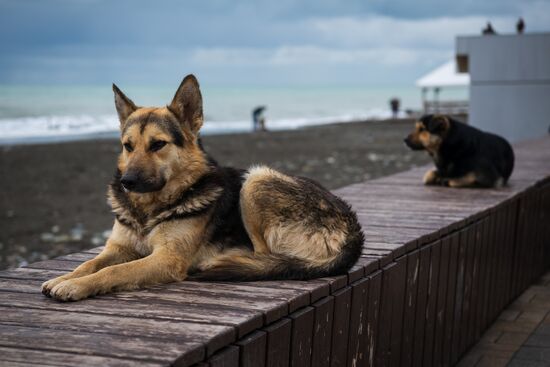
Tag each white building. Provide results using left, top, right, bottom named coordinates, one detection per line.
left=416, top=59, right=469, bottom=116
left=456, top=33, right=550, bottom=142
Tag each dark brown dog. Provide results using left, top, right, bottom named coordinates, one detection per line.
left=405, top=114, right=514, bottom=188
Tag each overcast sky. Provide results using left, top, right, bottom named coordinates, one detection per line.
left=1, top=0, right=549, bottom=86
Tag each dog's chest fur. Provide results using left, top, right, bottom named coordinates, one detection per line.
left=108, top=167, right=253, bottom=251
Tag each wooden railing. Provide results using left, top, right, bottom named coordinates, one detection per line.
left=424, top=100, right=469, bottom=115
left=0, top=137, right=548, bottom=367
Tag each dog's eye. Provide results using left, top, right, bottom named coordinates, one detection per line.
left=418, top=126, right=425, bottom=132
left=123, top=143, right=133, bottom=152
left=150, top=140, right=167, bottom=152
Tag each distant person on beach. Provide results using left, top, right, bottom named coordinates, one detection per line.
left=389, top=98, right=400, bottom=119
left=252, top=106, right=267, bottom=132
left=482, top=22, right=496, bottom=35
left=517, top=18, right=525, bottom=34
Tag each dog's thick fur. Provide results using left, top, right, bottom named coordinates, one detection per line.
left=404, top=114, right=514, bottom=188
left=41, top=75, right=364, bottom=301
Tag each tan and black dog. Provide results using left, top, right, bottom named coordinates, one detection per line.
left=404, top=114, right=514, bottom=188
left=41, top=75, right=364, bottom=301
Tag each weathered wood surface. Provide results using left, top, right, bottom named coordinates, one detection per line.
left=0, top=137, right=548, bottom=367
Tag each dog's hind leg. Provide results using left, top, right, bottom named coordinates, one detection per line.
left=475, top=164, right=501, bottom=188
left=239, top=166, right=295, bottom=255
left=240, top=193, right=270, bottom=255
left=446, top=172, right=478, bottom=188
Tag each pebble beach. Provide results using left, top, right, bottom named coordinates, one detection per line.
left=0, top=119, right=430, bottom=269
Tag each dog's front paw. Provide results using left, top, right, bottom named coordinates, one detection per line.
left=50, top=279, right=93, bottom=302
left=41, top=276, right=70, bottom=297
left=423, top=170, right=440, bottom=185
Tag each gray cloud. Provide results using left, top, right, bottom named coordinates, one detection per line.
left=1, top=0, right=548, bottom=85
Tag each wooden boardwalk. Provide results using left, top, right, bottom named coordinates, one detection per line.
left=0, top=137, right=549, bottom=367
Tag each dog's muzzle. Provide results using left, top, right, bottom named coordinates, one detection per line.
left=120, top=172, right=165, bottom=193
left=404, top=136, right=424, bottom=150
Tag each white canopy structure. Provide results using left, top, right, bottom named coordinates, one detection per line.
left=416, top=59, right=470, bottom=115
left=416, top=60, right=470, bottom=88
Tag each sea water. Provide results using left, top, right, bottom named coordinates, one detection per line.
left=0, top=84, right=467, bottom=144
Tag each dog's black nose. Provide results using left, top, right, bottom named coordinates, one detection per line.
left=120, top=174, right=138, bottom=190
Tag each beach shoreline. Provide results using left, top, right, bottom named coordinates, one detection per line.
left=0, top=118, right=430, bottom=269
left=0, top=114, right=416, bottom=146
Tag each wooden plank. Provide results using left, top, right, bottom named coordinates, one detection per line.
left=432, top=235, right=451, bottom=367
left=24, top=259, right=82, bottom=271
left=346, top=278, right=369, bottom=367
left=0, top=346, right=163, bottom=367
left=527, top=190, right=542, bottom=284
left=0, top=304, right=234, bottom=356
left=0, top=324, right=204, bottom=366
left=362, top=257, right=380, bottom=276
left=0, top=267, right=72, bottom=281
left=422, top=241, right=441, bottom=367
left=1, top=275, right=298, bottom=317
left=493, top=204, right=507, bottom=317
left=399, top=250, right=420, bottom=367
left=501, top=202, right=512, bottom=313
left=208, top=346, right=240, bottom=367
left=411, top=245, right=431, bottom=367
left=542, top=186, right=550, bottom=271
left=329, top=287, right=352, bottom=367
left=493, top=206, right=507, bottom=317
left=467, top=221, right=482, bottom=348
left=539, top=186, right=550, bottom=274
left=477, top=217, right=490, bottom=333
left=450, top=228, right=468, bottom=365
left=49, top=282, right=298, bottom=324
left=325, top=275, right=348, bottom=294
left=0, top=288, right=262, bottom=340
left=442, top=232, right=460, bottom=367
left=9, top=264, right=313, bottom=323
left=511, top=196, right=527, bottom=298
left=348, top=263, right=366, bottom=283
left=482, top=212, right=497, bottom=331
left=83, top=246, right=104, bottom=254
left=473, top=217, right=489, bottom=340
left=311, top=296, right=335, bottom=367
left=0, top=275, right=293, bottom=333
left=365, top=271, right=382, bottom=367
left=264, top=319, right=291, bottom=367
left=289, top=307, right=314, bottom=367
left=502, top=202, right=516, bottom=307
left=508, top=198, right=521, bottom=300
left=458, top=223, right=475, bottom=355
left=532, top=189, right=545, bottom=283
left=55, top=252, right=97, bottom=262
left=235, top=331, right=267, bottom=367
left=523, top=191, right=536, bottom=287
left=389, top=256, right=407, bottom=367
left=375, top=262, right=396, bottom=367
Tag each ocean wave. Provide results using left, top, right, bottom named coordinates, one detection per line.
left=0, top=109, right=405, bottom=145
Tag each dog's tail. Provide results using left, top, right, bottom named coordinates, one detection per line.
left=188, top=230, right=363, bottom=281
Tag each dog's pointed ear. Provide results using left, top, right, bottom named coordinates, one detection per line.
left=168, top=74, right=203, bottom=135
left=113, top=84, right=137, bottom=126
left=431, top=115, right=451, bottom=134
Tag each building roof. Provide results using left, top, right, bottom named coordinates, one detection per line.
left=416, top=59, right=470, bottom=88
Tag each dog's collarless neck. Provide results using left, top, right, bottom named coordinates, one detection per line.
left=109, top=168, right=224, bottom=234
